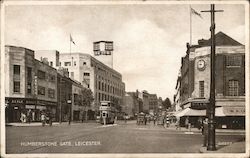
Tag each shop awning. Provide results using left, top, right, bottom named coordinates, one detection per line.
left=174, top=107, right=243, bottom=117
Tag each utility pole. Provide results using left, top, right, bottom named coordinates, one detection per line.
left=201, top=4, right=223, bottom=151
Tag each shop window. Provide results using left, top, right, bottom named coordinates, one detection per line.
left=226, top=56, right=242, bottom=67
left=199, top=81, right=204, bottom=98
left=38, top=86, right=45, bottom=95
left=228, top=80, right=239, bottom=96
left=13, top=65, right=20, bottom=75
left=13, top=81, right=20, bottom=93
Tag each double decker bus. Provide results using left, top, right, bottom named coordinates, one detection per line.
left=99, top=101, right=116, bottom=124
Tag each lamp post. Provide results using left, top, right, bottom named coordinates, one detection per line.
left=201, top=4, right=223, bottom=151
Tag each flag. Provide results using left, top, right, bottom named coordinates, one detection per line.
left=70, top=34, right=76, bottom=45
left=191, top=7, right=202, bottom=19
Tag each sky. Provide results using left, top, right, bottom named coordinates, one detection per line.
left=4, top=3, right=246, bottom=101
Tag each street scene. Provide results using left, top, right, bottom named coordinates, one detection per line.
left=6, top=121, right=245, bottom=153
left=1, top=1, right=248, bottom=157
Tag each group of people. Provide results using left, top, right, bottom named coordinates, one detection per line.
left=20, top=109, right=34, bottom=123
left=41, top=111, right=53, bottom=126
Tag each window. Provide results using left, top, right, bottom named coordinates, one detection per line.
left=70, top=72, right=74, bottom=78
left=50, top=62, right=53, bottom=67
left=13, top=81, right=20, bottom=93
left=74, top=61, right=76, bottom=66
left=59, top=62, right=61, bottom=66
left=98, top=93, right=101, bottom=101
left=38, top=86, right=45, bottom=95
left=226, top=56, right=242, bottom=67
left=13, top=65, right=20, bottom=75
left=38, top=70, right=46, bottom=80
left=74, top=93, right=78, bottom=104
left=27, top=67, right=32, bottom=80
left=83, top=72, right=90, bottom=76
left=64, top=62, right=71, bottom=66
left=49, top=75, right=56, bottom=82
left=27, top=82, right=32, bottom=94
left=199, top=81, right=204, bottom=97
left=98, top=81, right=101, bottom=90
left=228, top=80, right=239, bottom=96
left=83, top=62, right=86, bottom=65
left=48, top=88, right=55, bottom=98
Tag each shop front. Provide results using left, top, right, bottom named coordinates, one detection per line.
left=5, top=97, right=57, bottom=123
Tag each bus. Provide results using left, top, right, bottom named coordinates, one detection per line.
left=99, top=101, right=116, bottom=124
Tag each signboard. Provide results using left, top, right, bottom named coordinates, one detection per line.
left=99, top=106, right=111, bottom=111
left=25, top=105, right=35, bottom=109
left=223, top=107, right=245, bottom=116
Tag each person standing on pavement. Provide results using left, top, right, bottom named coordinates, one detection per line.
left=27, top=109, right=32, bottom=124
left=202, top=118, right=208, bottom=147
left=153, top=116, right=156, bottom=126
left=185, top=117, right=189, bottom=129
left=41, top=112, right=46, bottom=126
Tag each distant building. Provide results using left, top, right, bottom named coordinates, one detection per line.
left=148, top=94, right=158, bottom=114
left=175, top=32, right=245, bottom=129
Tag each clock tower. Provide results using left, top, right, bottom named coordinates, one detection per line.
left=93, top=41, right=114, bottom=68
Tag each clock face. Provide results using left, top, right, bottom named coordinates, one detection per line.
left=197, top=59, right=206, bottom=71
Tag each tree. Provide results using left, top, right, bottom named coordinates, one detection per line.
left=162, top=98, right=172, bottom=110
left=80, top=88, right=94, bottom=121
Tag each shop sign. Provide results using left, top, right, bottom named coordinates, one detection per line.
left=14, top=106, right=18, bottom=109
left=25, top=105, right=35, bottom=109
left=11, top=99, right=24, bottom=104
left=36, top=105, right=46, bottom=110
left=223, top=107, right=245, bottom=116
left=26, top=100, right=36, bottom=105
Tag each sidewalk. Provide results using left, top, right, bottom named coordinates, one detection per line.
left=6, top=121, right=98, bottom=127
left=163, top=123, right=245, bottom=134
left=199, top=141, right=245, bottom=153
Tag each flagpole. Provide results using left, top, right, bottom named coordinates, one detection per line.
left=190, top=5, right=192, bottom=46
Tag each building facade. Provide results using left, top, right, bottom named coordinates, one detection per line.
left=59, top=53, right=125, bottom=118
left=175, top=32, right=245, bottom=129
left=5, top=45, right=58, bottom=122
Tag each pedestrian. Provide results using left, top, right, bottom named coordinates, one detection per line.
left=27, top=109, right=32, bottom=124
left=202, top=118, right=208, bottom=147
left=175, top=118, right=181, bottom=130
left=197, top=117, right=203, bottom=130
left=185, top=117, right=189, bottom=129
left=41, top=112, right=46, bottom=127
left=68, top=114, right=71, bottom=125
left=153, top=116, right=156, bottom=126
left=144, top=115, right=147, bottom=125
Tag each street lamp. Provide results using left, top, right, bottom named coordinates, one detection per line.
left=201, top=4, right=223, bottom=151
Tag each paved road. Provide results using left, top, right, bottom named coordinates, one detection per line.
left=5, top=121, right=245, bottom=153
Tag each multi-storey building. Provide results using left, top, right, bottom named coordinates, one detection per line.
left=5, top=45, right=58, bottom=122
left=175, top=32, right=245, bottom=129
left=59, top=52, right=125, bottom=119
left=148, top=94, right=158, bottom=115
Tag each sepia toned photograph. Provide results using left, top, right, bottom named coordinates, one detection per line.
left=1, top=0, right=249, bottom=157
